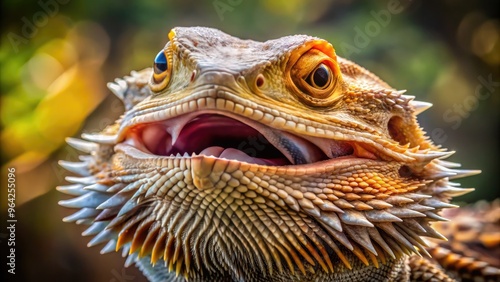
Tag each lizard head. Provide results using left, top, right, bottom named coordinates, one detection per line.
left=59, top=27, right=478, bottom=279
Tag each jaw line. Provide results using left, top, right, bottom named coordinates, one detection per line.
left=115, top=142, right=375, bottom=171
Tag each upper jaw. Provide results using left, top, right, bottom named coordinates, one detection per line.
left=102, top=69, right=389, bottom=166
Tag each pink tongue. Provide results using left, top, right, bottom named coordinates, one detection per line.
left=199, top=146, right=225, bottom=157
left=220, top=148, right=269, bottom=165
left=199, top=146, right=270, bottom=165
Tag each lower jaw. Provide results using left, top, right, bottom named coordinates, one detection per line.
left=115, top=143, right=368, bottom=169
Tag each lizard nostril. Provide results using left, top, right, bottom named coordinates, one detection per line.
left=190, top=70, right=197, bottom=82
left=256, top=74, right=265, bottom=88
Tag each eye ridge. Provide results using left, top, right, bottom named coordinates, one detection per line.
left=307, top=63, right=331, bottom=89
left=153, top=50, right=168, bottom=74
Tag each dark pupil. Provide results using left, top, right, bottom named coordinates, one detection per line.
left=154, top=51, right=167, bottom=74
left=312, top=64, right=330, bottom=88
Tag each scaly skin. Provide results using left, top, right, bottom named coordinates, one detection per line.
left=58, top=27, right=499, bottom=281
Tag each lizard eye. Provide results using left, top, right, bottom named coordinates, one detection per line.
left=288, top=43, right=343, bottom=106
left=306, top=63, right=332, bottom=89
left=153, top=51, right=168, bottom=74
left=150, top=48, right=173, bottom=92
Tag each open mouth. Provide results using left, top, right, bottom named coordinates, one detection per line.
left=126, top=113, right=356, bottom=166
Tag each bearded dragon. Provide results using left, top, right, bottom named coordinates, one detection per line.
left=58, top=27, right=500, bottom=281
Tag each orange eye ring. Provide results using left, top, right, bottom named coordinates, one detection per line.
left=150, top=45, right=173, bottom=92
left=287, top=41, right=343, bottom=107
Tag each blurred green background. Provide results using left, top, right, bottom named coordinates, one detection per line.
left=1, top=0, right=499, bottom=281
